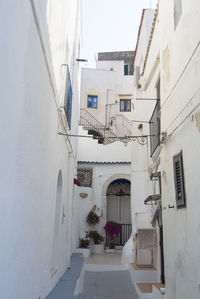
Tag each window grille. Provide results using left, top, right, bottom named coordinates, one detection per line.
left=64, top=65, right=72, bottom=129
left=77, top=168, right=93, bottom=188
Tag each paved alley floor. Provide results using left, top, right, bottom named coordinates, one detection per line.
left=85, top=252, right=122, bottom=265
left=83, top=271, right=139, bottom=299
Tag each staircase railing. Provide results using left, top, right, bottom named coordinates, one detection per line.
left=79, top=108, right=118, bottom=144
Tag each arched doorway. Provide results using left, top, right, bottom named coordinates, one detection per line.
left=51, top=170, right=62, bottom=273
left=106, top=178, right=131, bottom=246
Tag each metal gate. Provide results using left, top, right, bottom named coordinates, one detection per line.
left=106, top=223, right=132, bottom=246
left=106, top=195, right=132, bottom=246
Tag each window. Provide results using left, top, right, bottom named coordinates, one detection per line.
left=64, top=65, right=72, bottom=129
left=87, top=95, right=98, bottom=109
left=77, top=168, right=93, bottom=187
left=120, top=99, right=131, bottom=112
left=174, top=0, right=182, bottom=30
left=124, top=64, right=129, bottom=76
left=173, top=151, right=186, bottom=208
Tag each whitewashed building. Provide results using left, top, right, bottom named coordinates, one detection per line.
left=130, top=1, right=200, bottom=299
left=0, top=1, right=82, bottom=299
left=74, top=52, right=134, bottom=249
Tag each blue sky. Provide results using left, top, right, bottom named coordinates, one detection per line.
left=81, top=0, right=158, bottom=67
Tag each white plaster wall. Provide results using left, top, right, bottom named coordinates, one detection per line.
left=134, top=9, right=155, bottom=75
left=80, top=59, right=134, bottom=134
left=130, top=8, right=162, bottom=271
left=96, top=60, right=124, bottom=73
left=75, top=164, right=131, bottom=243
left=80, top=67, right=122, bottom=125
left=77, top=126, right=132, bottom=162
left=131, top=8, right=160, bottom=233
left=158, top=1, right=200, bottom=298
left=0, top=1, right=81, bottom=299
left=137, top=1, right=200, bottom=297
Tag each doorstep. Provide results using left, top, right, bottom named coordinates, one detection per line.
left=136, top=283, right=165, bottom=299
left=131, top=263, right=157, bottom=271
left=128, top=263, right=160, bottom=284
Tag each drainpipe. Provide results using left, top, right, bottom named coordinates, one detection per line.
left=105, top=89, right=111, bottom=128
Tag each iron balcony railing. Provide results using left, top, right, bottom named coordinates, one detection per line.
left=106, top=224, right=132, bottom=246
left=149, top=101, right=160, bottom=156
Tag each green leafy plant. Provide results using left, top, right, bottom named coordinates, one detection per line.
left=79, top=238, right=90, bottom=248
left=86, top=211, right=100, bottom=225
left=87, top=231, right=104, bottom=244
left=105, top=242, right=110, bottom=248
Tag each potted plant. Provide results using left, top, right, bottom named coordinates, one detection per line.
left=86, top=211, right=100, bottom=225
left=79, top=238, right=90, bottom=248
left=103, top=221, right=122, bottom=252
left=87, top=230, right=104, bottom=254
left=105, top=242, right=110, bottom=250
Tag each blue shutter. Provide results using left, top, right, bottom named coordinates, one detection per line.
left=64, top=65, right=72, bottom=129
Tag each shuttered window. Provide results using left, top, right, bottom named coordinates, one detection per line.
left=64, top=65, right=73, bottom=129
left=173, top=151, right=186, bottom=208
left=149, top=100, right=160, bottom=156
left=120, top=99, right=131, bottom=112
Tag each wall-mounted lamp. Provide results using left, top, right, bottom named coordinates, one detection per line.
left=119, top=137, right=131, bottom=147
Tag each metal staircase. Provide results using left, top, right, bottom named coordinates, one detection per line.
left=79, top=108, right=118, bottom=145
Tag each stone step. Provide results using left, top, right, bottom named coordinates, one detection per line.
left=128, top=263, right=160, bottom=283
left=135, top=283, right=165, bottom=299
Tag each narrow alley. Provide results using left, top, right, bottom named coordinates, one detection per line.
left=1, top=0, right=200, bottom=299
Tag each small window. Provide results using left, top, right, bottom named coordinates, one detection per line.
left=173, top=151, right=186, bottom=208
left=124, top=64, right=129, bottom=76
left=87, top=95, right=98, bottom=109
left=64, top=65, right=73, bottom=129
left=120, top=99, right=131, bottom=112
left=77, top=168, right=93, bottom=187
left=174, top=0, right=182, bottom=30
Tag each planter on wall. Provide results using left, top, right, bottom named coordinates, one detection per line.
left=91, top=243, right=104, bottom=254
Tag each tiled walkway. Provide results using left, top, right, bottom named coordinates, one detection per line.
left=85, top=252, right=122, bottom=265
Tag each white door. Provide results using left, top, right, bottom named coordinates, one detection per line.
left=107, top=195, right=131, bottom=224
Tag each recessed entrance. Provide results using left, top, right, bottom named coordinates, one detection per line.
left=106, top=179, right=132, bottom=246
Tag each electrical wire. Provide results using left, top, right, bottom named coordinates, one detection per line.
left=166, top=86, right=200, bottom=133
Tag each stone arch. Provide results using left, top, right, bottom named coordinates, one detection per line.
left=102, top=174, right=131, bottom=197
left=101, top=174, right=131, bottom=234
